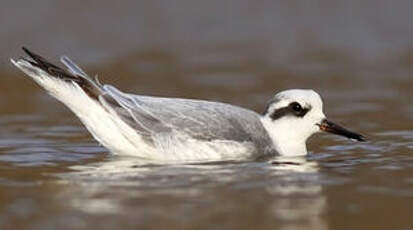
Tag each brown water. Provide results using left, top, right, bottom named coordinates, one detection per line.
left=1, top=1, right=413, bottom=229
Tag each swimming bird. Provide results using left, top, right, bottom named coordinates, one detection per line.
left=11, top=48, right=365, bottom=162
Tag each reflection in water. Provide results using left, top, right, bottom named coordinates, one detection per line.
left=58, top=156, right=328, bottom=229
left=268, top=156, right=327, bottom=230
left=270, top=156, right=320, bottom=173
left=70, top=197, right=121, bottom=215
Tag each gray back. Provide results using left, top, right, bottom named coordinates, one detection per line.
left=100, top=85, right=276, bottom=155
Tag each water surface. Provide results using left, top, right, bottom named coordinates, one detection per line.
left=1, top=1, right=413, bottom=229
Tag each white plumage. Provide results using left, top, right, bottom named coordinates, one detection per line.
left=11, top=48, right=365, bottom=162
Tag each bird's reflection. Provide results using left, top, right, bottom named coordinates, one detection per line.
left=266, top=155, right=328, bottom=230
left=58, top=155, right=327, bottom=230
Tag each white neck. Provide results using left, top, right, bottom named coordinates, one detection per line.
left=260, top=116, right=308, bottom=156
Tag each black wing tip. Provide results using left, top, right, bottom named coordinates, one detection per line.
left=19, top=47, right=38, bottom=66
left=19, top=46, right=103, bottom=99
left=21, top=46, right=42, bottom=64
left=21, top=47, right=37, bottom=61
left=22, top=46, right=30, bottom=54
left=18, top=46, right=77, bottom=81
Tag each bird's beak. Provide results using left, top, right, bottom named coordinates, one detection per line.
left=317, top=119, right=366, bottom=142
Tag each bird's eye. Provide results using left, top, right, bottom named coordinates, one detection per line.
left=290, top=102, right=302, bottom=112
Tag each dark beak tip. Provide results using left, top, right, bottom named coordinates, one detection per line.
left=319, top=119, right=367, bottom=143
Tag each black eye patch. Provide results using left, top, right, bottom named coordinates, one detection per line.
left=269, top=102, right=311, bottom=120
left=289, top=102, right=310, bottom=117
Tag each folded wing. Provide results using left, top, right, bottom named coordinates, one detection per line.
left=99, top=85, right=271, bottom=150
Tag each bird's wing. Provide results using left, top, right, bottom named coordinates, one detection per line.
left=98, top=85, right=269, bottom=146
left=60, top=56, right=89, bottom=79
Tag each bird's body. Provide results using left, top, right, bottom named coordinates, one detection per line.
left=11, top=48, right=365, bottom=162
left=95, top=85, right=278, bottom=161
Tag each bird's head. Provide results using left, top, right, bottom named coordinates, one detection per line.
left=261, top=89, right=365, bottom=156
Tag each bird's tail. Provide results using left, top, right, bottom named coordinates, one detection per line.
left=11, top=47, right=103, bottom=101
left=11, top=47, right=154, bottom=157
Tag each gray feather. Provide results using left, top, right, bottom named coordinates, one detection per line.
left=60, top=56, right=89, bottom=79
left=100, top=85, right=276, bottom=155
